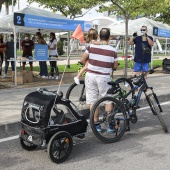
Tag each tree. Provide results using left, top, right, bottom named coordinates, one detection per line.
left=154, top=6, right=170, bottom=25
left=0, top=0, right=17, bottom=14
left=96, top=0, right=169, bottom=77
left=27, top=0, right=97, bottom=19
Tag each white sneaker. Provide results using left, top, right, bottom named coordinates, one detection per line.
left=74, top=77, right=80, bottom=84
left=56, top=76, right=60, bottom=80
left=49, top=76, right=54, bottom=79
left=37, top=75, right=41, bottom=78
left=42, top=76, right=48, bottom=79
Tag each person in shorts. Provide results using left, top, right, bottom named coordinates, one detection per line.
left=129, top=26, right=154, bottom=77
left=21, top=33, right=34, bottom=71
left=80, top=28, right=118, bottom=132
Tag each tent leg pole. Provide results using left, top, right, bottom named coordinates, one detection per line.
left=14, top=27, right=17, bottom=86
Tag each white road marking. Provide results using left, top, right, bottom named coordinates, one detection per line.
left=0, top=135, right=18, bottom=143
left=0, top=101, right=170, bottom=143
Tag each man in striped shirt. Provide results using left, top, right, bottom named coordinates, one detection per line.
left=80, top=28, right=118, bottom=132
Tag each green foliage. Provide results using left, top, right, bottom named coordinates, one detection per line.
left=57, top=40, right=64, bottom=56
left=27, top=0, right=97, bottom=19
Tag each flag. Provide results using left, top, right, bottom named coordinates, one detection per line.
left=72, top=24, right=85, bottom=44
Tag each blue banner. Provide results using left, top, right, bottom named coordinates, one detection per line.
left=14, top=13, right=92, bottom=32
left=153, top=27, right=170, bottom=38
left=34, top=44, right=48, bottom=61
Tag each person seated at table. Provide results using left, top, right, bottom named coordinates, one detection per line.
left=35, top=32, right=48, bottom=79
left=48, top=32, right=60, bottom=80
left=4, top=34, right=15, bottom=77
left=21, top=33, right=34, bottom=72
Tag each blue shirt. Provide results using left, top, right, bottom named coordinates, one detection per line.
left=133, top=35, right=153, bottom=63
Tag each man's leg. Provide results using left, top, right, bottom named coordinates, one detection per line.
left=141, top=63, right=149, bottom=79
left=22, top=62, right=26, bottom=70
left=85, top=74, right=99, bottom=122
left=133, top=62, right=142, bottom=76
left=11, top=61, right=15, bottom=71
left=4, top=58, right=9, bottom=75
left=29, top=62, right=33, bottom=71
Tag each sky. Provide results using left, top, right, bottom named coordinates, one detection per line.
left=0, top=0, right=104, bottom=20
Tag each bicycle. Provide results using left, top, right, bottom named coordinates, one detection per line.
left=65, top=61, right=134, bottom=118
left=90, top=66, right=168, bottom=143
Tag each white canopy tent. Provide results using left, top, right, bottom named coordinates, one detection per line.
left=0, top=6, right=70, bottom=34
left=107, top=17, right=170, bottom=37
left=0, top=7, right=92, bottom=85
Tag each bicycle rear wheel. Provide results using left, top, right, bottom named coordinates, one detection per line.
left=147, top=93, right=168, bottom=133
left=90, top=96, right=127, bottom=143
left=114, top=77, right=134, bottom=100
left=65, top=80, right=90, bottom=118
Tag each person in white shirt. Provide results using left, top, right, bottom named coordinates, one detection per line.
left=48, top=32, right=60, bottom=80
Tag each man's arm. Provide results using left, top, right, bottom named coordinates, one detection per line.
left=147, top=36, right=154, bottom=46
left=128, top=37, right=134, bottom=45
left=80, top=52, right=89, bottom=65
left=113, top=61, right=118, bottom=70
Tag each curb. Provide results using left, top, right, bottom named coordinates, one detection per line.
left=1, top=93, right=170, bottom=136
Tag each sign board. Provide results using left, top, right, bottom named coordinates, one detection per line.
left=34, top=44, right=48, bottom=60
left=14, top=13, right=92, bottom=32
left=153, top=27, right=170, bottom=38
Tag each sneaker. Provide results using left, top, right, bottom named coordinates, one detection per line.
left=49, top=76, right=54, bottom=79
left=56, top=76, right=60, bottom=80
left=107, top=124, right=114, bottom=133
left=42, top=76, right=48, bottom=79
left=37, top=75, right=41, bottom=78
left=107, top=125, right=121, bottom=133
left=95, top=124, right=102, bottom=132
left=74, top=77, right=80, bottom=84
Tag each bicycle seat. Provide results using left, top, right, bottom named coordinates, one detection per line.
left=107, top=81, right=121, bottom=95
left=107, top=86, right=121, bottom=95
left=107, top=81, right=118, bottom=86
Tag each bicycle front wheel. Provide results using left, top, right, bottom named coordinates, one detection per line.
left=147, top=93, right=168, bottom=133
left=90, top=96, right=127, bottom=143
left=65, top=80, right=90, bottom=118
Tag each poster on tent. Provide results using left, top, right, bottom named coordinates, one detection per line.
left=13, top=13, right=92, bottom=32
left=34, top=44, right=48, bottom=61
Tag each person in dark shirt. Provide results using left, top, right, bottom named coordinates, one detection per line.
left=4, top=34, right=15, bottom=77
left=21, top=33, right=34, bottom=71
left=129, top=26, right=154, bottom=77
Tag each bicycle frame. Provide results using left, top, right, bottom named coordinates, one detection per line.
left=118, top=66, right=163, bottom=119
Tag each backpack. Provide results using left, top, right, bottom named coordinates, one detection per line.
left=162, top=58, right=170, bottom=74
